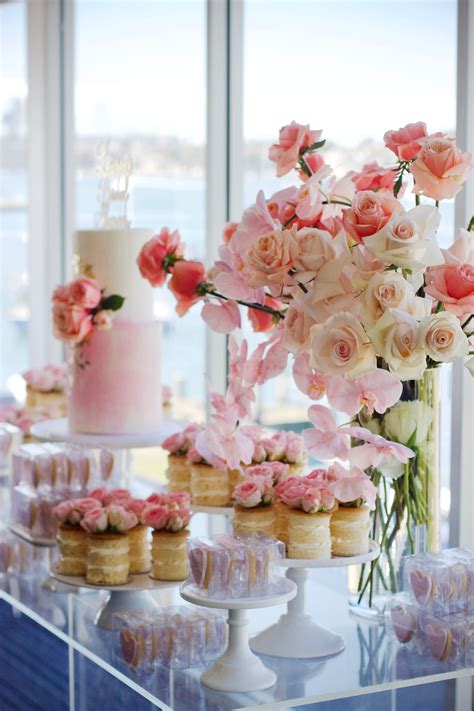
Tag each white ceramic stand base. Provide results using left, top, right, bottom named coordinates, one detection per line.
left=250, top=542, right=379, bottom=660
left=180, top=580, right=296, bottom=692
left=50, top=566, right=179, bottom=629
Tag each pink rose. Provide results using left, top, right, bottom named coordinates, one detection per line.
left=52, top=284, right=71, bottom=304
left=283, top=301, right=318, bottom=355
left=244, top=227, right=296, bottom=288
left=252, top=441, right=267, bottom=463
left=297, top=151, right=325, bottom=181
left=80, top=507, right=108, bottom=534
left=168, top=260, right=207, bottom=316
left=300, top=487, right=322, bottom=513
left=126, top=498, right=148, bottom=516
left=277, top=480, right=308, bottom=509
left=342, top=191, right=403, bottom=244
left=104, top=489, right=132, bottom=506
left=146, top=493, right=169, bottom=505
left=425, top=264, right=474, bottom=318
left=291, top=227, right=335, bottom=275
left=284, top=432, right=305, bottom=464
left=233, top=479, right=265, bottom=508
left=142, top=504, right=169, bottom=530
left=350, top=162, right=396, bottom=193
left=411, top=137, right=473, bottom=201
left=383, top=122, right=428, bottom=161
left=52, top=500, right=75, bottom=524
left=268, top=122, right=322, bottom=177
left=137, top=227, right=183, bottom=287
left=106, top=504, right=138, bottom=533
left=186, top=446, right=204, bottom=464
left=74, top=497, right=103, bottom=515
left=93, top=309, right=113, bottom=331
left=162, top=431, right=186, bottom=454
left=166, top=507, right=191, bottom=531
left=266, top=461, right=290, bottom=483
left=167, top=491, right=191, bottom=508
left=52, top=302, right=93, bottom=345
left=263, top=432, right=287, bottom=461
left=69, top=276, right=102, bottom=309
left=89, top=487, right=108, bottom=504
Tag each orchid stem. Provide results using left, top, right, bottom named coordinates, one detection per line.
left=206, top=288, right=285, bottom=319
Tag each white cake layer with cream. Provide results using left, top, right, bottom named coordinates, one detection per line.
left=75, top=228, right=154, bottom=319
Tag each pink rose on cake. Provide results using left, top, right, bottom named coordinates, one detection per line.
left=137, top=227, right=184, bottom=287
left=52, top=500, right=76, bottom=525
left=53, top=302, right=93, bottom=345
left=74, top=497, right=103, bottom=516
left=233, top=476, right=273, bottom=507
left=167, top=507, right=191, bottom=532
left=69, top=277, right=102, bottom=309
left=167, top=491, right=191, bottom=508
left=80, top=507, right=109, bottom=534
left=146, top=492, right=169, bottom=506
left=89, top=487, right=108, bottom=504
left=142, top=504, right=169, bottom=530
left=106, top=505, right=138, bottom=533
left=103, top=489, right=132, bottom=507
left=125, top=498, right=148, bottom=516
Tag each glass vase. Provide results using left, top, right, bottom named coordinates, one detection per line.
left=349, top=368, right=440, bottom=619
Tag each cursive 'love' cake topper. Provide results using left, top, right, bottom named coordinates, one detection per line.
left=94, top=141, right=133, bottom=229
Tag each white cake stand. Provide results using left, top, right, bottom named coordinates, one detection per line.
left=250, top=541, right=379, bottom=660
left=50, top=564, right=179, bottom=629
left=190, top=504, right=234, bottom=516
left=30, top=416, right=185, bottom=449
left=180, top=579, right=297, bottom=692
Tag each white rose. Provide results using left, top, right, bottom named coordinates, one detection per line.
left=290, top=227, right=336, bottom=276
left=384, top=400, right=433, bottom=446
left=310, top=312, right=376, bottom=378
left=360, top=271, right=426, bottom=326
left=419, top=312, right=469, bottom=363
left=364, top=205, right=443, bottom=272
left=367, top=308, right=427, bottom=380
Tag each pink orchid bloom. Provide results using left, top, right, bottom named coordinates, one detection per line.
left=293, top=353, right=328, bottom=401
left=347, top=431, right=415, bottom=470
left=214, top=244, right=264, bottom=302
left=201, top=299, right=241, bottom=334
left=229, top=190, right=279, bottom=255
left=196, top=408, right=255, bottom=471
left=244, top=327, right=289, bottom=387
left=303, top=405, right=352, bottom=460
left=328, top=462, right=377, bottom=509
left=326, top=370, right=402, bottom=417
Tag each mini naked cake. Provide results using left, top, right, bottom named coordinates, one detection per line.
left=23, top=364, right=68, bottom=417
left=162, top=425, right=202, bottom=494
left=275, top=499, right=290, bottom=549
left=190, top=462, right=230, bottom=507
left=232, top=474, right=276, bottom=537
left=330, top=505, right=371, bottom=557
left=286, top=507, right=332, bottom=560
left=142, top=496, right=191, bottom=581
left=86, top=533, right=130, bottom=585
left=128, top=524, right=151, bottom=574
left=57, top=524, right=88, bottom=576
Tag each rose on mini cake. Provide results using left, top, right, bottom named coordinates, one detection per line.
left=411, top=137, right=473, bottom=201
left=310, top=312, right=376, bottom=378
left=425, top=264, right=474, bottom=318
left=419, top=312, right=469, bottom=363
left=233, top=478, right=269, bottom=508
left=106, top=505, right=138, bottom=533
left=342, top=190, right=403, bottom=244
left=142, top=504, right=169, bottom=530
left=69, top=277, right=102, bottom=309
left=80, top=507, right=109, bottom=534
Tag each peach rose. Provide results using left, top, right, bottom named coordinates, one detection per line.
left=283, top=301, right=318, bottom=355
left=364, top=205, right=442, bottom=272
left=310, top=312, right=376, bottom=378
left=290, top=227, right=335, bottom=275
left=360, top=272, right=425, bottom=326
left=52, top=302, right=93, bottom=345
left=383, top=121, right=428, bottom=161
left=425, top=264, right=474, bottom=318
left=168, top=260, right=206, bottom=316
left=342, top=190, right=403, bottom=244
left=52, top=284, right=71, bottom=304
left=268, top=121, right=322, bottom=177
left=69, top=276, right=102, bottom=309
left=419, top=312, right=469, bottom=363
left=368, top=309, right=426, bottom=380
left=93, top=309, right=113, bottom=331
left=351, top=162, right=396, bottom=193
left=137, top=227, right=183, bottom=287
left=244, top=227, right=296, bottom=287
left=411, top=137, right=473, bottom=201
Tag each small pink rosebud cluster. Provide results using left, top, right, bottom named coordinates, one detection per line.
left=141, top=491, right=191, bottom=532
left=276, top=475, right=336, bottom=514
left=22, top=363, right=68, bottom=393
left=162, top=423, right=203, bottom=455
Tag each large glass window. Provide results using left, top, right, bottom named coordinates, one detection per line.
left=0, top=1, right=29, bottom=400
left=74, top=0, right=207, bottom=422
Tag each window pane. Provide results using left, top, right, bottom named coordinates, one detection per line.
left=0, top=1, right=28, bottom=399
left=74, top=0, right=207, bottom=422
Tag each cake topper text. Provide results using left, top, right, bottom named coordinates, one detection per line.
left=95, top=141, right=133, bottom=229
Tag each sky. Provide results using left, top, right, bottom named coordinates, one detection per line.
left=0, top=0, right=457, bottom=144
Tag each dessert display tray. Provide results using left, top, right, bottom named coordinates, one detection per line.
left=9, top=523, right=57, bottom=548
left=30, top=417, right=186, bottom=449
left=50, top=564, right=180, bottom=629
left=180, top=579, right=297, bottom=692
left=250, top=541, right=380, bottom=659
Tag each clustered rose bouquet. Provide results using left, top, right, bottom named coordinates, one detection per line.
left=52, top=276, right=125, bottom=346
left=53, top=493, right=139, bottom=534
left=140, top=120, right=473, bottom=609
left=140, top=492, right=191, bottom=532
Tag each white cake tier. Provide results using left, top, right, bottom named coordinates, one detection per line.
left=75, top=229, right=154, bottom=319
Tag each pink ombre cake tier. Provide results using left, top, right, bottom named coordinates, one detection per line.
left=68, top=320, right=161, bottom=435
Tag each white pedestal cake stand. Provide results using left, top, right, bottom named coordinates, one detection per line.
left=180, top=579, right=297, bottom=692
left=50, top=565, right=179, bottom=629
left=250, top=541, right=379, bottom=660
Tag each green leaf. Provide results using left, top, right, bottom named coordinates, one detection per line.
left=393, top=174, right=403, bottom=198
left=101, top=294, right=125, bottom=311
left=304, top=139, right=326, bottom=152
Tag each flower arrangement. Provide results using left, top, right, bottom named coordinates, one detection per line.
left=52, top=276, right=125, bottom=346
